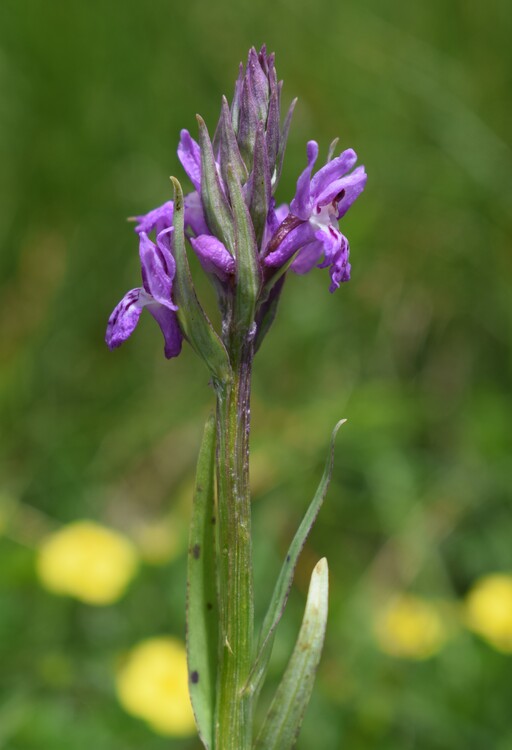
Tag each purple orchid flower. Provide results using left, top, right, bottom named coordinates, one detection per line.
left=264, top=140, right=367, bottom=292
left=105, top=229, right=183, bottom=359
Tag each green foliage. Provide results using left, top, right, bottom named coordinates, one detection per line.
left=247, top=421, right=344, bottom=699
left=254, top=559, right=329, bottom=750
left=187, top=415, right=218, bottom=749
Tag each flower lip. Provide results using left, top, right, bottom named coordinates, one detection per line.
left=105, top=231, right=183, bottom=358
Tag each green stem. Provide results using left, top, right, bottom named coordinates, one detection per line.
left=213, top=340, right=254, bottom=750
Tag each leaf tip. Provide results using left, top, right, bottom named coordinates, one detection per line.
left=170, top=176, right=184, bottom=209
left=314, top=557, right=328, bottom=576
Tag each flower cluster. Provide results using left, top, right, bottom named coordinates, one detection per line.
left=106, top=46, right=366, bottom=362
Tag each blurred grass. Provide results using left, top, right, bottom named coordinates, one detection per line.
left=1, top=0, right=511, bottom=747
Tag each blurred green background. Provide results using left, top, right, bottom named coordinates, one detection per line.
left=1, top=0, right=511, bottom=748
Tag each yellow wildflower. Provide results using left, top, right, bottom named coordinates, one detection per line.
left=465, top=573, right=512, bottom=653
left=116, top=637, right=196, bottom=737
left=374, top=594, right=448, bottom=660
left=37, top=520, right=138, bottom=605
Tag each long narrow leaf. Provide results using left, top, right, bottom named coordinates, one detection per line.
left=254, top=558, right=329, bottom=750
left=245, top=419, right=345, bottom=696
left=186, top=414, right=218, bottom=749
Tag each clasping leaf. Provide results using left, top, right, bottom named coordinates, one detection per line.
left=186, top=414, right=218, bottom=749
left=253, top=558, right=329, bottom=750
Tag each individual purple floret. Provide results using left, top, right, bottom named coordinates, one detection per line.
left=264, top=140, right=367, bottom=292
left=105, top=230, right=183, bottom=358
left=189, top=235, right=235, bottom=282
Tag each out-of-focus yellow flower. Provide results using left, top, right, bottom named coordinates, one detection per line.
left=135, top=518, right=184, bottom=566
left=37, top=520, right=138, bottom=605
left=465, top=573, right=512, bottom=653
left=374, top=594, right=448, bottom=660
left=116, top=637, right=196, bottom=737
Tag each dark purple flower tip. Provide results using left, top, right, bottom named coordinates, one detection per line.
left=229, top=45, right=285, bottom=180
left=247, top=47, right=270, bottom=120
left=189, top=234, right=235, bottom=282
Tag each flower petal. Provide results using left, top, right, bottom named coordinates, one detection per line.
left=264, top=221, right=317, bottom=268
left=178, top=130, right=202, bottom=191
left=290, top=241, right=324, bottom=274
left=184, top=191, right=209, bottom=236
left=189, top=234, right=235, bottom=282
left=310, top=148, right=358, bottom=201
left=315, top=166, right=367, bottom=210
left=146, top=304, right=183, bottom=359
left=290, top=141, right=319, bottom=221
left=139, top=232, right=177, bottom=310
left=262, top=201, right=289, bottom=252
left=135, top=201, right=174, bottom=236
left=328, top=234, right=351, bottom=292
left=334, top=166, right=367, bottom=218
left=314, top=225, right=341, bottom=268
left=105, top=288, right=147, bottom=350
